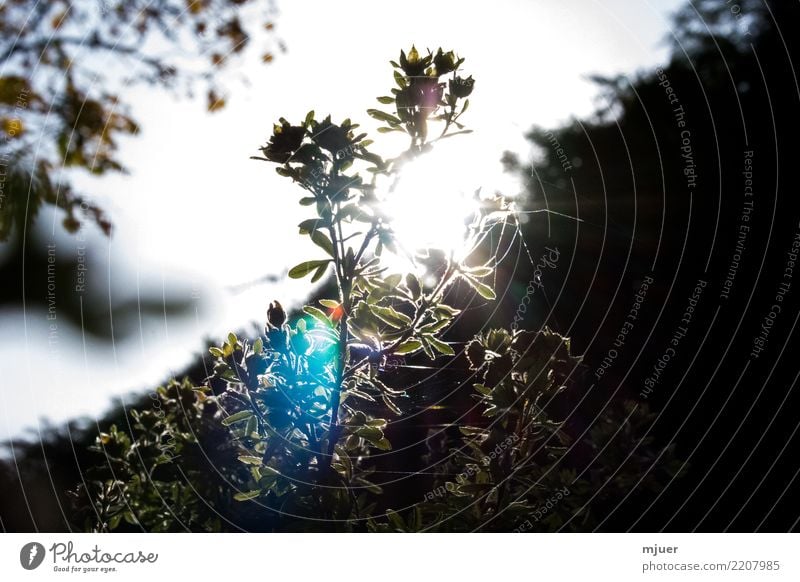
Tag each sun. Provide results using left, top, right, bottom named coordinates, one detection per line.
left=378, top=137, right=520, bottom=266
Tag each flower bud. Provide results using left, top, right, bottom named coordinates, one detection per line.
left=267, top=300, right=286, bottom=328
left=433, top=49, right=457, bottom=76
left=449, top=75, right=475, bottom=98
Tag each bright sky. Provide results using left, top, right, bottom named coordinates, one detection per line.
left=0, top=0, right=685, bottom=440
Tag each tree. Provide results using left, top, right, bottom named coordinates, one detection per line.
left=0, top=0, right=280, bottom=240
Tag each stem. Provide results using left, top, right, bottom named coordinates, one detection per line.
left=324, top=193, right=352, bottom=471
left=380, top=260, right=457, bottom=357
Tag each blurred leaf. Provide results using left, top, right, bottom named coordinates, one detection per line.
left=289, top=260, right=331, bottom=279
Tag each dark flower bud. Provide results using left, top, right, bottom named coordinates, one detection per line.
left=399, top=46, right=431, bottom=77
left=310, top=116, right=353, bottom=157
left=433, top=49, right=457, bottom=76
left=261, top=120, right=306, bottom=163
left=449, top=75, right=475, bottom=99
left=267, top=300, right=286, bottom=328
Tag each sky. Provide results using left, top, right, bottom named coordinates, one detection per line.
left=0, top=0, right=685, bottom=440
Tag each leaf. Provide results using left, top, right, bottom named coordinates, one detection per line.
left=406, top=273, right=421, bottom=299
left=459, top=426, right=486, bottom=437
left=299, top=196, right=316, bottom=206
left=370, top=305, right=412, bottom=329
left=252, top=337, right=263, bottom=355
left=298, top=218, right=326, bottom=234
left=374, top=437, right=392, bottom=451
left=418, top=319, right=450, bottom=334
left=222, top=410, right=254, bottom=426
left=320, top=299, right=340, bottom=309
left=383, top=273, right=402, bottom=289
left=207, top=89, right=225, bottom=112
left=434, top=304, right=462, bottom=317
left=463, top=275, right=496, bottom=300
left=289, top=260, right=331, bottom=279
left=311, top=262, right=329, bottom=283
left=393, top=70, right=407, bottom=88
left=367, top=109, right=402, bottom=125
left=463, top=265, right=493, bottom=278
left=303, top=306, right=330, bottom=324
left=234, top=490, right=261, bottom=501
left=376, top=96, right=395, bottom=104
left=309, top=229, right=334, bottom=257
left=424, top=335, right=455, bottom=356
left=245, top=414, right=258, bottom=436
left=238, top=455, right=263, bottom=465
left=382, top=394, right=402, bottom=416
left=304, top=110, right=315, bottom=127
left=356, top=425, right=384, bottom=443
left=394, top=339, right=423, bottom=355
left=377, top=126, right=404, bottom=134
left=208, top=346, right=224, bottom=358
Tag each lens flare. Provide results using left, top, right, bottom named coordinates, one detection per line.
left=378, top=138, right=521, bottom=266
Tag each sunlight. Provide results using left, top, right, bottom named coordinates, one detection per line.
left=378, top=137, right=521, bottom=265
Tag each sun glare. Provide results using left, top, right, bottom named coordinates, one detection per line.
left=378, top=138, right=520, bottom=266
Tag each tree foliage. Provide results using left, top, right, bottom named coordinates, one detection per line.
left=0, top=0, right=280, bottom=240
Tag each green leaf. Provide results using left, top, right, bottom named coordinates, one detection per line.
left=424, top=335, right=455, bottom=356
left=299, top=196, right=316, bottom=206
left=394, top=339, right=423, bottom=355
left=377, top=126, right=404, bottom=134
left=406, top=273, right=421, bottom=299
left=252, top=337, right=263, bottom=355
left=370, top=304, right=412, bottom=328
left=208, top=346, right=224, bottom=358
left=222, top=410, right=254, bottom=426
left=298, top=218, right=326, bottom=234
left=474, top=384, right=492, bottom=396
left=376, top=96, right=395, bottom=104
left=382, top=394, right=402, bottom=415
left=234, top=490, right=261, bottom=501
left=303, top=305, right=330, bottom=324
left=374, top=437, right=392, bottom=451
left=238, top=455, right=263, bottom=465
left=434, top=304, right=461, bottom=317
left=367, top=109, right=402, bottom=125
left=393, top=70, right=407, bottom=88
left=459, top=426, right=486, bottom=437
left=304, top=110, right=315, bottom=127
left=463, top=275, right=496, bottom=300
left=418, top=319, right=450, bottom=334
left=245, top=414, right=258, bottom=437
left=311, top=262, right=329, bottom=283
left=383, top=273, right=402, bottom=289
left=320, top=299, right=340, bottom=309
left=309, top=229, right=334, bottom=257
left=356, top=425, right=384, bottom=442
left=289, top=260, right=331, bottom=279
left=463, top=265, right=493, bottom=278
